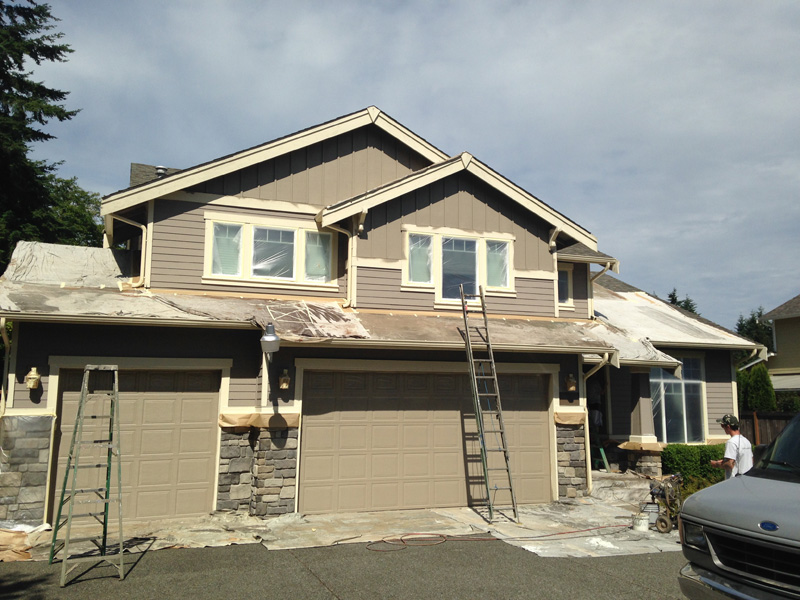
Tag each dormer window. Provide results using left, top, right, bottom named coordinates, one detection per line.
left=403, top=228, right=514, bottom=305
left=204, top=212, right=335, bottom=290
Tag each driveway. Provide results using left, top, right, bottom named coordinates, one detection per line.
left=3, top=536, right=687, bottom=599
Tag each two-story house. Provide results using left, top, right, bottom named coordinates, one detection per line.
left=763, top=294, right=800, bottom=393
left=0, top=107, right=760, bottom=525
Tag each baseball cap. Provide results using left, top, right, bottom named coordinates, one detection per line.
left=716, top=414, right=739, bottom=427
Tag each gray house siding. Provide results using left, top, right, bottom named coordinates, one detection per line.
left=188, top=126, right=431, bottom=206
left=355, top=267, right=555, bottom=316
left=704, top=350, right=734, bottom=426
left=572, top=263, right=590, bottom=319
left=149, top=200, right=347, bottom=298
left=8, top=323, right=269, bottom=411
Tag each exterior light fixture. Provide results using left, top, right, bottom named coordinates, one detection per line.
left=565, top=373, right=577, bottom=393
left=25, top=367, right=41, bottom=390
left=260, top=323, right=281, bottom=359
left=279, top=369, right=291, bottom=390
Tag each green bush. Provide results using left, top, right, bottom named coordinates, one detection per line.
left=661, top=443, right=725, bottom=496
left=776, top=391, right=800, bottom=413
left=746, top=363, right=777, bottom=411
left=737, top=369, right=750, bottom=412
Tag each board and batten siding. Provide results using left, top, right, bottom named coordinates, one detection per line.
left=703, top=350, right=735, bottom=427
left=357, top=172, right=553, bottom=273
left=10, top=323, right=268, bottom=411
left=187, top=126, right=430, bottom=207
left=570, top=263, right=590, bottom=319
left=356, top=266, right=555, bottom=316
left=149, top=200, right=346, bottom=298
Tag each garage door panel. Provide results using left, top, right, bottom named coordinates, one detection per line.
left=339, top=425, right=367, bottom=449
left=303, top=455, right=334, bottom=480
left=371, top=425, right=399, bottom=449
left=54, top=369, right=219, bottom=522
left=402, top=453, right=430, bottom=477
left=371, top=454, right=398, bottom=478
left=339, top=484, right=367, bottom=511
left=373, top=373, right=399, bottom=392
left=402, top=481, right=430, bottom=506
left=338, top=454, right=367, bottom=479
left=403, top=425, right=429, bottom=448
left=340, top=372, right=368, bottom=395
left=372, top=483, right=399, bottom=509
left=177, top=457, right=213, bottom=484
left=304, top=425, right=334, bottom=450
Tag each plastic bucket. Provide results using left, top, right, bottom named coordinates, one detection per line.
left=632, top=513, right=650, bottom=532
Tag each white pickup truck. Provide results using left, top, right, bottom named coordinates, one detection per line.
left=678, top=412, right=800, bottom=600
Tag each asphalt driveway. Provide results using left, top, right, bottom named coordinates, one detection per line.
left=2, top=536, right=687, bottom=600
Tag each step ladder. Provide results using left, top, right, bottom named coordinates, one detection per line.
left=49, top=364, right=124, bottom=586
left=460, top=285, right=519, bottom=522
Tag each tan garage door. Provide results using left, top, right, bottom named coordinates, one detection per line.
left=299, top=370, right=551, bottom=514
left=52, top=369, right=220, bottom=522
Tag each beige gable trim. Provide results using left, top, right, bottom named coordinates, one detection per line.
left=102, top=107, right=449, bottom=216
left=318, top=153, right=598, bottom=250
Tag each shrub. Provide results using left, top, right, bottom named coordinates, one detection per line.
left=776, top=391, right=800, bottom=413
left=745, top=363, right=777, bottom=411
left=737, top=369, right=750, bottom=412
left=661, top=443, right=725, bottom=496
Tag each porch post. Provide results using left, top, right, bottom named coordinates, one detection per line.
left=629, top=370, right=658, bottom=444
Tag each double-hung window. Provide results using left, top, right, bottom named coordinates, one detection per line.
left=206, top=214, right=334, bottom=287
left=557, top=265, right=573, bottom=307
left=650, top=357, right=704, bottom=443
left=405, top=230, right=512, bottom=301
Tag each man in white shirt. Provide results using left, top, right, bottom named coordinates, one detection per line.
left=710, top=414, right=753, bottom=479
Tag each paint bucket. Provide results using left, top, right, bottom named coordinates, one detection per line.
left=632, top=513, right=650, bottom=532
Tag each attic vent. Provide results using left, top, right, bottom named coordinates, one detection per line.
left=155, top=166, right=168, bottom=178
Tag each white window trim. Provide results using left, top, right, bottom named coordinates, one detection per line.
left=203, top=212, right=338, bottom=290
left=401, top=228, right=516, bottom=305
left=557, top=263, right=574, bottom=310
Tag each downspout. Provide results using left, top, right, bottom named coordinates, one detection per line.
left=323, top=223, right=355, bottom=308
left=0, top=317, right=9, bottom=417
left=110, top=215, right=147, bottom=288
left=590, top=262, right=612, bottom=283
left=583, top=353, right=611, bottom=383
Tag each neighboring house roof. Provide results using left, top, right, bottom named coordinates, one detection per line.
left=101, top=106, right=449, bottom=216
left=763, top=293, right=800, bottom=321
left=0, top=242, right=672, bottom=365
left=593, top=273, right=764, bottom=353
left=317, top=151, right=600, bottom=251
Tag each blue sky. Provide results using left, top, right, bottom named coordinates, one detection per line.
left=31, top=1, right=800, bottom=329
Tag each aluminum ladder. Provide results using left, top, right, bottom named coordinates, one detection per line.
left=460, top=285, right=519, bottom=522
left=49, top=364, right=124, bottom=586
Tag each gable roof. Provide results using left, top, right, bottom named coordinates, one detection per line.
left=101, top=106, right=450, bottom=216
left=317, top=152, right=600, bottom=251
left=763, top=293, right=800, bottom=321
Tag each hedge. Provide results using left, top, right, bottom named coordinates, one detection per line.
left=661, top=443, right=725, bottom=489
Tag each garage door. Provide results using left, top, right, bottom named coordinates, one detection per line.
left=52, top=369, right=220, bottom=522
left=299, top=370, right=551, bottom=514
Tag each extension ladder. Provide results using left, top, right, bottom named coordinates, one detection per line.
left=460, top=285, right=519, bottom=522
left=49, top=364, right=124, bottom=586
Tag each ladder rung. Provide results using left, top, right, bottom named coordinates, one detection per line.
left=86, top=415, right=112, bottom=420
left=481, top=410, right=500, bottom=415
left=477, top=393, right=498, bottom=397
left=487, top=467, right=510, bottom=471
left=54, top=535, right=109, bottom=545
left=79, top=439, right=112, bottom=444
left=75, top=497, right=117, bottom=505
left=68, top=511, right=110, bottom=519
left=486, top=447, right=508, bottom=452
left=75, top=463, right=112, bottom=469
left=72, top=487, right=106, bottom=494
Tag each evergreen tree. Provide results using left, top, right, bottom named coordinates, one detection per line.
left=745, top=363, right=777, bottom=412
left=735, top=307, right=774, bottom=352
left=667, top=287, right=699, bottom=314
left=0, top=1, right=99, bottom=271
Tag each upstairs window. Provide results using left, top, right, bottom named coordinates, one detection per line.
left=205, top=213, right=335, bottom=288
left=403, top=230, right=513, bottom=302
left=557, top=265, right=573, bottom=306
left=408, top=234, right=433, bottom=284
left=442, top=237, right=477, bottom=299
left=212, top=223, right=243, bottom=276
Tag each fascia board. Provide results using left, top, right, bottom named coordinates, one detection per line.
left=305, top=338, right=615, bottom=354
left=0, top=313, right=255, bottom=329
left=465, top=159, right=598, bottom=250
left=318, top=156, right=466, bottom=227
left=652, top=340, right=762, bottom=350
left=371, top=111, right=450, bottom=163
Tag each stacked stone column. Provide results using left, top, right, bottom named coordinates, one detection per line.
left=556, top=423, right=587, bottom=499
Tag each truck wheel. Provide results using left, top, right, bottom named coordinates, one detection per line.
left=656, top=515, right=672, bottom=533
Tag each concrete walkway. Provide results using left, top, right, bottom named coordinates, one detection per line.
left=23, top=472, right=678, bottom=561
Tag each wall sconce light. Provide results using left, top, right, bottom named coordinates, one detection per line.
left=279, top=369, right=291, bottom=390
left=25, top=367, right=41, bottom=390
left=260, top=323, right=281, bottom=360
left=565, top=373, right=577, bottom=393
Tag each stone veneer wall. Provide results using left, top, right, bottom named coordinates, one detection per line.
left=624, top=451, right=662, bottom=477
left=556, top=423, right=587, bottom=499
left=217, top=427, right=297, bottom=516
left=0, top=415, right=54, bottom=523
